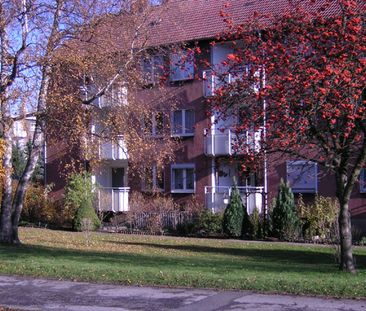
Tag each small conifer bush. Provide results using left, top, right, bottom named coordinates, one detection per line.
left=73, top=198, right=101, bottom=232
left=271, top=179, right=299, bottom=240
left=223, top=187, right=244, bottom=238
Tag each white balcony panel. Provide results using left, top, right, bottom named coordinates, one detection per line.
left=203, top=69, right=247, bottom=98
left=97, top=187, right=130, bottom=212
left=203, top=68, right=257, bottom=98
left=99, top=138, right=128, bottom=160
left=204, top=128, right=261, bottom=156
left=205, top=186, right=264, bottom=214
left=205, top=130, right=232, bottom=156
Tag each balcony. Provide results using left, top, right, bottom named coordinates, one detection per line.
left=97, top=187, right=130, bottom=212
left=203, top=68, right=260, bottom=98
left=204, top=128, right=261, bottom=156
left=205, top=186, right=264, bottom=214
left=99, top=137, right=128, bottom=160
left=203, top=70, right=242, bottom=97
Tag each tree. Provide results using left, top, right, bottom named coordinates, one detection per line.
left=12, top=142, right=43, bottom=182
left=223, top=186, right=244, bottom=238
left=0, top=0, right=177, bottom=244
left=11, top=143, right=27, bottom=181
left=209, top=0, right=365, bottom=271
left=65, top=172, right=100, bottom=232
left=271, top=179, right=299, bottom=241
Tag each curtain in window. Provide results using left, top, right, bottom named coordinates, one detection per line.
left=186, top=168, right=194, bottom=189
left=185, top=110, right=195, bottom=134
left=173, top=169, right=184, bottom=189
left=173, top=110, right=183, bottom=134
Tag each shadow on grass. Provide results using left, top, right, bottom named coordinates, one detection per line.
left=109, top=241, right=366, bottom=269
left=1, top=241, right=364, bottom=274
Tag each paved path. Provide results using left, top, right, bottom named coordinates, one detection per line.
left=0, top=275, right=366, bottom=311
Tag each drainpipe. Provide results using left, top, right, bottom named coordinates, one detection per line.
left=259, top=31, right=269, bottom=231
left=211, top=158, right=215, bottom=213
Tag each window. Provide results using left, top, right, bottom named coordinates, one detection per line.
left=141, top=55, right=164, bottom=85
left=144, top=112, right=164, bottom=137
left=171, top=164, right=195, bottom=193
left=110, top=85, right=128, bottom=106
left=149, top=0, right=162, bottom=6
left=143, top=165, right=164, bottom=191
left=172, top=109, right=194, bottom=136
left=286, top=160, right=317, bottom=193
left=360, top=168, right=366, bottom=193
left=170, top=50, right=194, bottom=82
left=97, top=85, right=128, bottom=107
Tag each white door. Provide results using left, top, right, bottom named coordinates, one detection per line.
left=217, top=164, right=236, bottom=187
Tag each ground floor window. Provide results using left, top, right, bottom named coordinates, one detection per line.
left=286, top=160, right=317, bottom=193
left=171, top=164, right=195, bottom=193
left=142, top=165, right=164, bottom=192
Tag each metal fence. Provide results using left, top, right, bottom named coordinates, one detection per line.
left=128, top=211, right=194, bottom=230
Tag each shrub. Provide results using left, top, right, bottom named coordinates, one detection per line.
left=223, top=187, right=244, bottom=238
left=128, top=191, right=178, bottom=213
left=64, top=172, right=99, bottom=232
left=21, top=184, right=54, bottom=225
left=145, top=214, right=164, bottom=235
left=298, top=195, right=339, bottom=242
left=47, top=198, right=74, bottom=228
left=182, top=195, right=205, bottom=214
left=271, top=179, right=299, bottom=241
left=242, top=204, right=253, bottom=239
left=65, top=171, right=94, bottom=210
left=195, top=209, right=223, bottom=236
left=249, top=207, right=262, bottom=239
left=73, top=198, right=101, bottom=232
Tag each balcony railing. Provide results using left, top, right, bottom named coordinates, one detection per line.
left=203, top=70, right=243, bottom=97
left=97, top=187, right=130, bottom=212
left=204, top=128, right=261, bottom=156
left=99, top=137, right=128, bottom=160
left=203, top=68, right=261, bottom=98
left=205, top=186, right=264, bottom=214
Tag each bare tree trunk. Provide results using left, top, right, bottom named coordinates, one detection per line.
left=338, top=197, right=356, bottom=273
left=11, top=123, right=44, bottom=243
left=11, top=64, right=51, bottom=243
left=335, top=167, right=356, bottom=273
left=0, top=129, right=14, bottom=244
left=8, top=0, right=62, bottom=244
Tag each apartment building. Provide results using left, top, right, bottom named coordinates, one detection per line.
left=12, top=117, right=37, bottom=148
left=46, top=0, right=366, bottom=230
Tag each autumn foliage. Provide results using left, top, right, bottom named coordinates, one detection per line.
left=209, top=0, right=365, bottom=272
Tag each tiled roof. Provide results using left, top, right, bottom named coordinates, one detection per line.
left=146, top=0, right=363, bottom=46
left=68, top=0, right=364, bottom=54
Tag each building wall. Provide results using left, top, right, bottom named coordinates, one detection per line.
left=266, top=153, right=366, bottom=233
left=45, top=37, right=366, bottom=230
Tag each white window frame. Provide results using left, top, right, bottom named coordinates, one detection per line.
left=360, top=168, right=366, bottom=193
left=149, top=0, right=162, bottom=6
left=142, top=165, right=165, bottom=192
left=151, top=112, right=164, bottom=137
left=171, top=109, right=195, bottom=137
left=170, top=50, right=194, bottom=82
left=143, top=112, right=165, bottom=137
left=171, top=164, right=195, bottom=193
left=286, top=160, right=318, bottom=193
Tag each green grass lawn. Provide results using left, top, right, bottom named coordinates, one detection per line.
left=0, top=227, right=365, bottom=298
